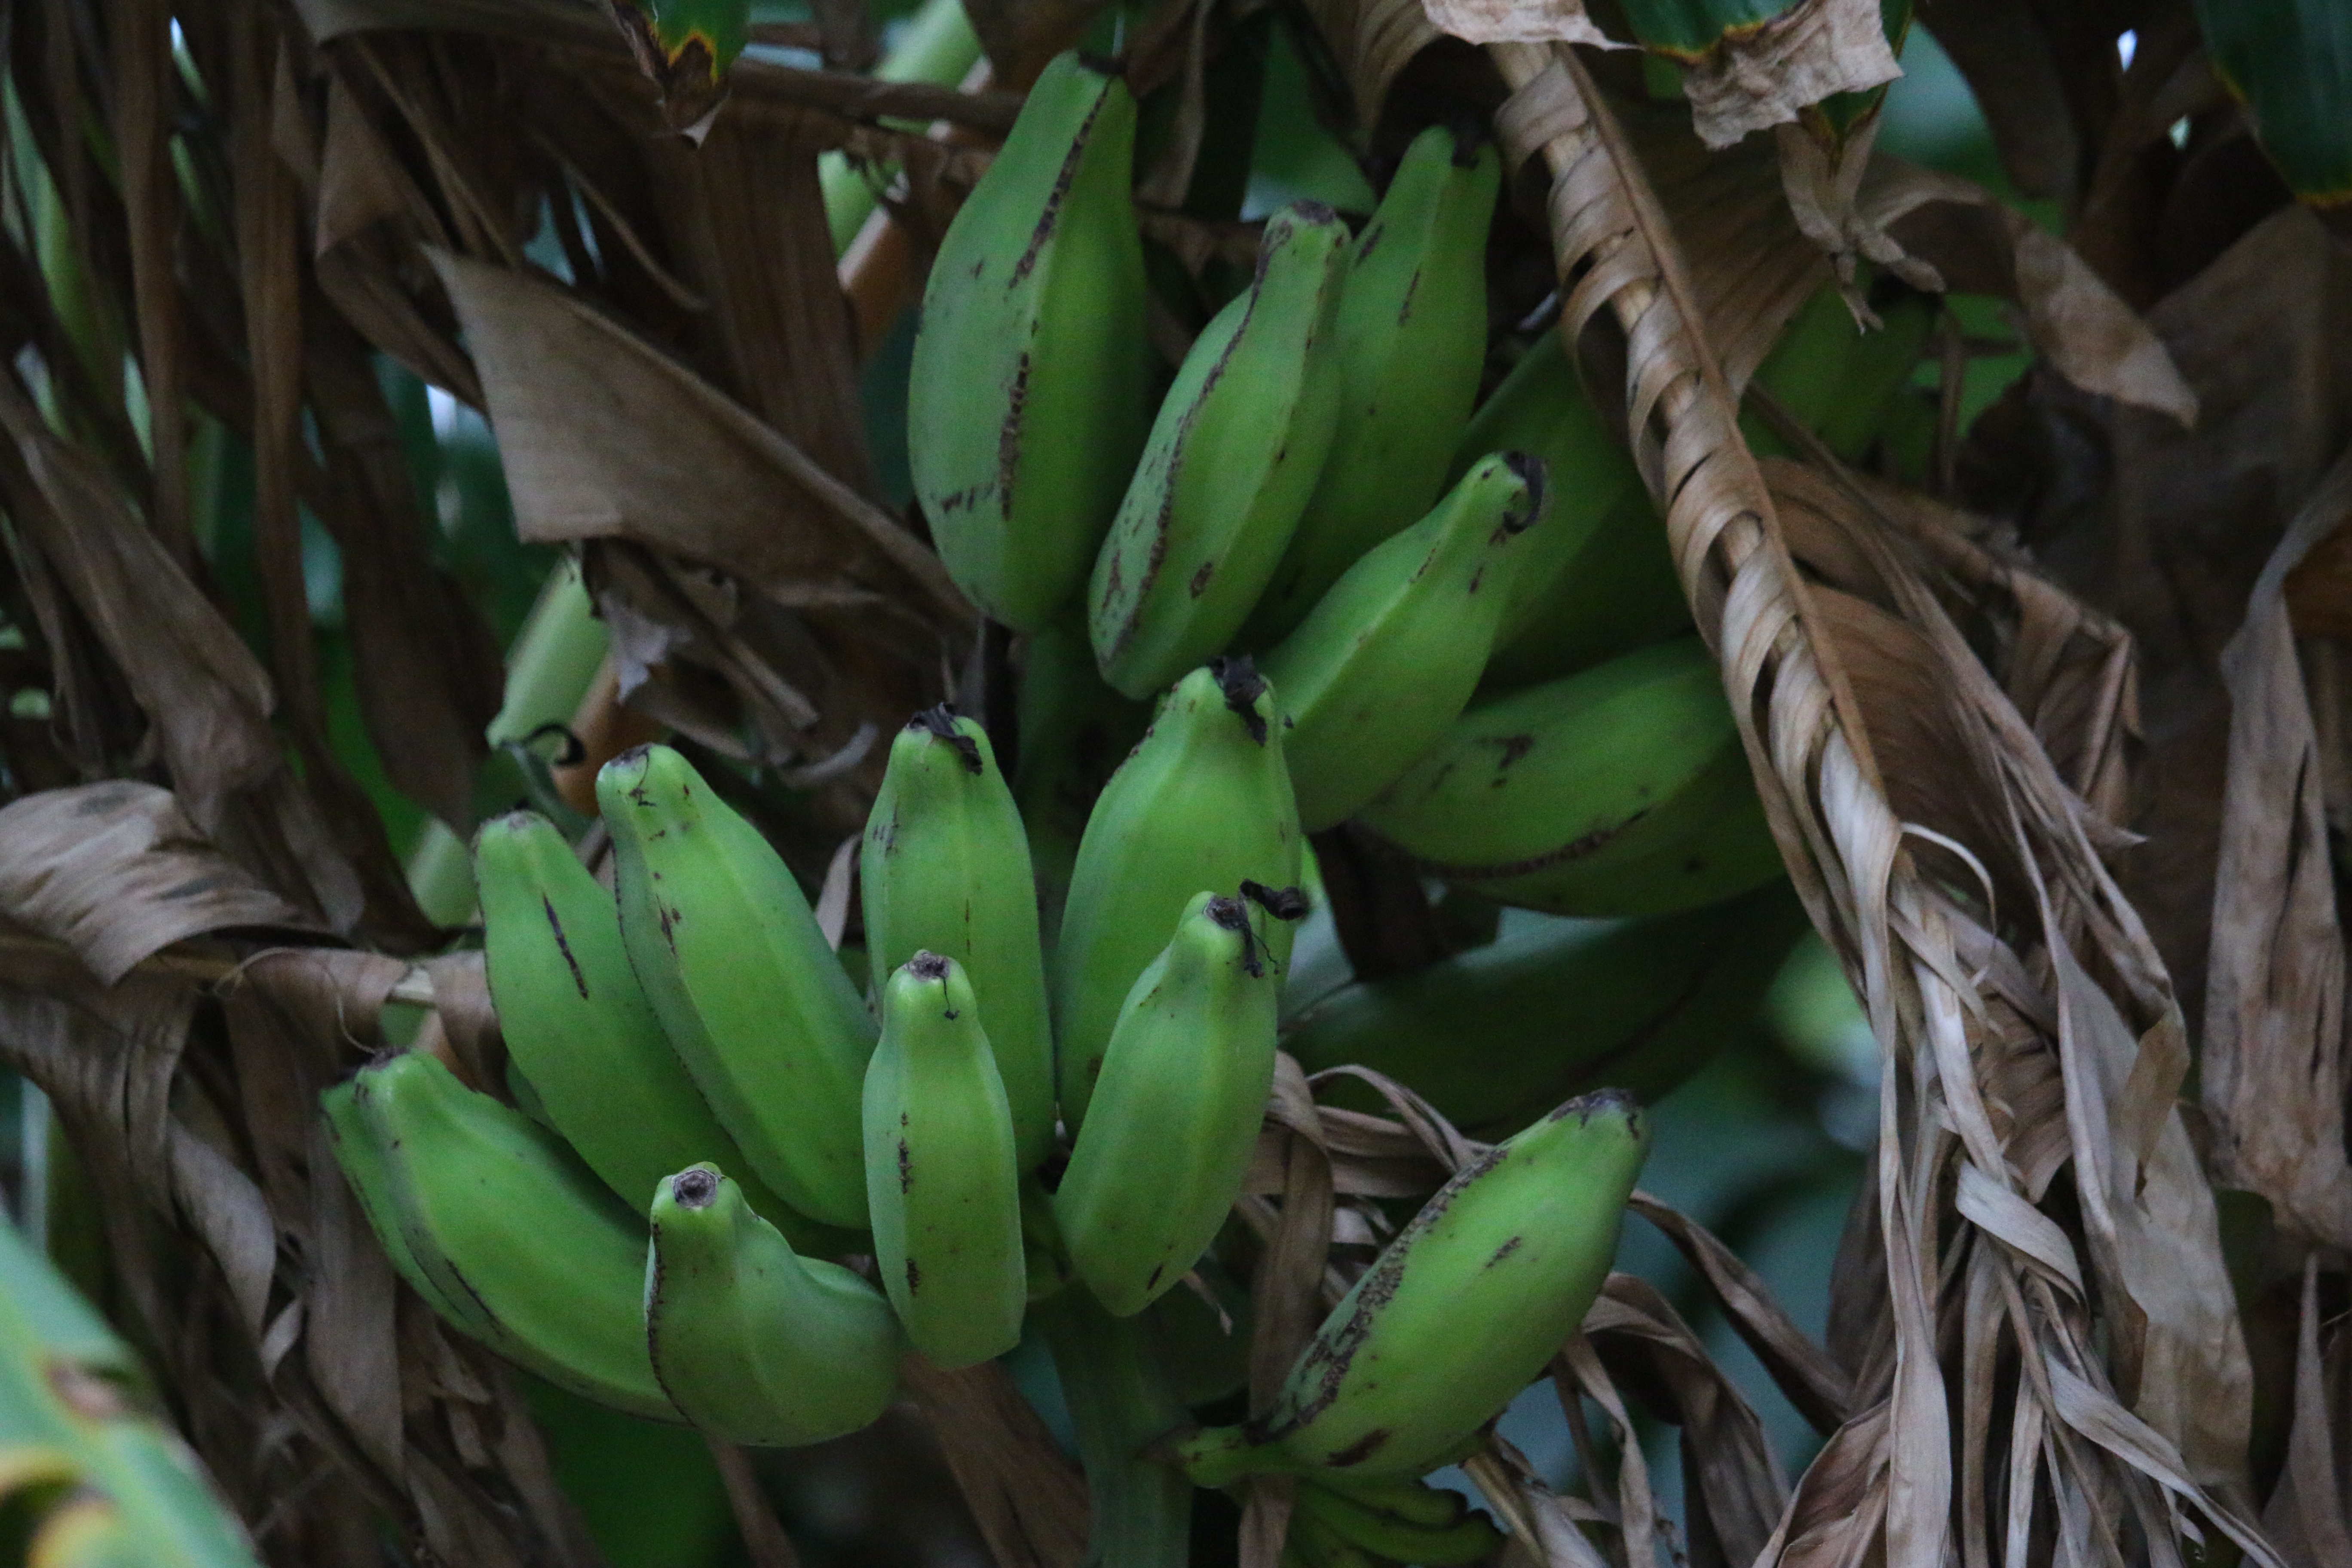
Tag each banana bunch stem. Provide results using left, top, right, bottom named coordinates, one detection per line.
left=1035, top=1288, right=1195, bottom=1568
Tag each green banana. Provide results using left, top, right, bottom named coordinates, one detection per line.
left=1357, top=637, right=1782, bottom=916
left=1243, top=124, right=1502, bottom=646
left=600, top=744, right=877, bottom=1229
left=863, top=953, right=1027, bottom=1368
left=1055, top=893, right=1281, bottom=1317
left=644, top=1165, right=902, bottom=1446
left=1183, top=1089, right=1648, bottom=1481
left=861, top=707, right=1055, bottom=1168
left=907, top=51, right=1152, bottom=631
left=1088, top=202, right=1353, bottom=698
left=1260, top=452, right=1545, bottom=832
left=1294, top=1476, right=1503, bottom=1565
left=1011, top=622, right=1154, bottom=940
left=1288, top=1509, right=1381, bottom=1568
left=1284, top=883, right=1808, bottom=1138
left=477, top=811, right=783, bottom=1217
left=1053, top=658, right=1303, bottom=1127
left=1445, top=332, right=1688, bottom=691
left=324, top=1051, right=676, bottom=1421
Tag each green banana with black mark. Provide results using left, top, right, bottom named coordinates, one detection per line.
left=1089, top=202, right=1352, bottom=698
left=600, top=743, right=877, bottom=1229
left=863, top=953, right=1028, bottom=1368
left=862, top=707, right=1055, bottom=1168
left=1053, top=658, right=1302, bottom=1128
left=645, top=1164, right=903, bottom=1446
left=1244, top=123, right=1502, bottom=646
left=1179, top=1089, right=1648, bottom=1481
left=908, top=51, right=1152, bottom=631
left=476, top=810, right=841, bottom=1251
left=1358, top=637, right=1782, bottom=916
left=1261, top=452, right=1545, bottom=831
left=1055, top=892, right=1283, bottom=1317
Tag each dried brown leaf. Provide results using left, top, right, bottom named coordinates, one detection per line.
left=431, top=249, right=969, bottom=623
left=896, top=1357, right=1090, bottom=1568
left=0, top=783, right=324, bottom=985
left=2199, top=444, right=2352, bottom=1251
left=1421, top=0, right=1613, bottom=50
left=1859, top=160, right=2197, bottom=425
left=1678, top=0, right=1898, bottom=152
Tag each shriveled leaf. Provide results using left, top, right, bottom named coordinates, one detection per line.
left=0, top=783, right=323, bottom=986
left=430, top=249, right=968, bottom=622
left=1622, top=0, right=1900, bottom=150
left=2200, top=444, right=2352, bottom=1251
left=895, top=1357, right=1090, bottom=1568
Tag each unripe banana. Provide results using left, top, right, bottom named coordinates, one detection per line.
left=600, top=744, right=877, bottom=1229
left=864, top=953, right=1027, bottom=1367
left=1445, top=332, right=1686, bottom=690
left=477, top=811, right=794, bottom=1222
left=862, top=707, right=1055, bottom=1168
left=324, top=1052, right=676, bottom=1420
left=1010, top=623, right=1153, bottom=940
left=1243, top=124, right=1502, bottom=646
left=1088, top=203, right=1352, bottom=698
left=1184, top=1090, right=1647, bottom=1481
left=1283, top=883, right=1809, bottom=1138
left=1294, top=1475, right=1503, bottom=1565
left=1357, top=638, right=1781, bottom=916
left=322, top=1077, right=500, bottom=1340
left=907, top=51, right=1152, bottom=630
left=1260, top=453, right=1544, bottom=832
left=645, top=1165, right=902, bottom=1446
left=1053, top=659, right=1303, bottom=1127
left=1055, top=892, right=1281, bottom=1317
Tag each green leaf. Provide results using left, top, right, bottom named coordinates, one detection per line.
left=2195, top=0, right=2352, bottom=206
left=0, top=1219, right=260, bottom=1568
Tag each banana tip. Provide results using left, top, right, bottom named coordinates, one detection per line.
left=1501, top=451, right=1548, bottom=532
left=908, top=950, right=953, bottom=980
left=1208, top=656, right=1271, bottom=743
left=1547, top=1087, right=1642, bottom=1128
left=673, top=1166, right=720, bottom=1209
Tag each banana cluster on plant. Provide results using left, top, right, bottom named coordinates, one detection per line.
left=910, top=51, right=1807, bottom=914
left=316, top=47, right=1932, bottom=1561
left=325, top=707, right=1645, bottom=1490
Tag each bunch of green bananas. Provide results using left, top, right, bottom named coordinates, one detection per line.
left=907, top=49, right=1810, bottom=920
left=313, top=43, right=1936, bottom=1559
left=321, top=706, right=1655, bottom=1540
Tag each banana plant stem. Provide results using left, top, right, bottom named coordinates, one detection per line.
left=1034, top=1289, right=1193, bottom=1568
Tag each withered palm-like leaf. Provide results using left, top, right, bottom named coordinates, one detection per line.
left=1484, top=34, right=2284, bottom=1568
